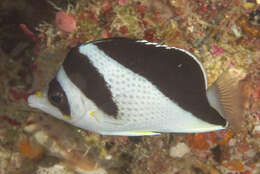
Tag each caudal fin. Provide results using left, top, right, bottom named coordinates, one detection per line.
left=206, top=68, right=246, bottom=131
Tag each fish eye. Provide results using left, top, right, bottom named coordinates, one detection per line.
left=51, top=95, right=62, bottom=104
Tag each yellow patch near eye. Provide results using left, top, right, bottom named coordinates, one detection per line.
left=63, top=115, right=71, bottom=120
left=35, top=91, right=42, bottom=97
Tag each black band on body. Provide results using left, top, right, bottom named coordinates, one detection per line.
left=62, top=46, right=118, bottom=118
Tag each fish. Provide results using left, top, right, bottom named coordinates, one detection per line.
left=28, top=37, right=242, bottom=136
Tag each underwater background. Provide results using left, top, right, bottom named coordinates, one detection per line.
left=1, top=0, right=260, bottom=173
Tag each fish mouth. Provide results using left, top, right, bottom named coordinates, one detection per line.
left=28, top=91, right=48, bottom=109
left=27, top=92, right=64, bottom=120
left=27, top=92, right=82, bottom=124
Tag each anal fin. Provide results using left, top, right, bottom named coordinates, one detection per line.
left=101, top=131, right=161, bottom=136
left=130, top=131, right=161, bottom=136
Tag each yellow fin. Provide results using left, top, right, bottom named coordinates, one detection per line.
left=208, top=68, right=246, bottom=131
left=100, top=130, right=161, bottom=136
left=88, top=110, right=95, bottom=116
left=88, top=110, right=100, bottom=122
left=130, top=131, right=161, bottom=136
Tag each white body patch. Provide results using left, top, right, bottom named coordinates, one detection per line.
left=77, top=43, right=223, bottom=135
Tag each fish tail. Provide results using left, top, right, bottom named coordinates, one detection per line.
left=206, top=68, right=246, bottom=131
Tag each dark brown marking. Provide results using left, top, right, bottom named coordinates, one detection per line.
left=48, top=78, right=70, bottom=116
left=91, top=37, right=226, bottom=126
left=62, top=46, right=118, bottom=117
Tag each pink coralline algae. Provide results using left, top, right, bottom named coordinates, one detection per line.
left=55, top=11, right=76, bottom=32
left=118, top=0, right=128, bottom=6
left=211, top=45, right=224, bottom=56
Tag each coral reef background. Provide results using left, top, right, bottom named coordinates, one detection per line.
left=1, top=0, right=260, bottom=174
